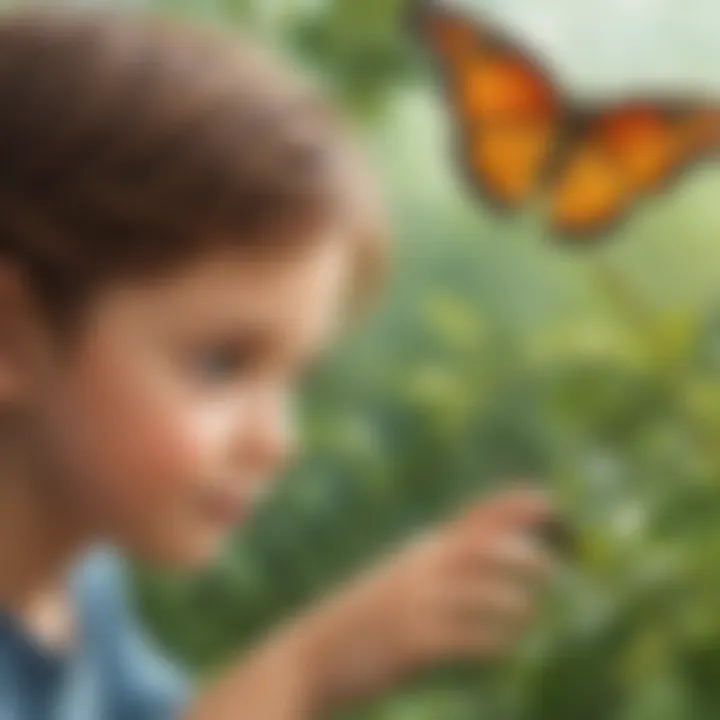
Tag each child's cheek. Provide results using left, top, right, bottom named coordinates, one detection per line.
left=112, top=400, right=203, bottom=504
left=44, top=335, right=239, bottom=564
left=60, top=361, right=207, bottom=533
left=88, top=394, right=218, bottom=563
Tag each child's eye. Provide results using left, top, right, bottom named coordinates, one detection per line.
left=191, top=344, right=257, bottom=382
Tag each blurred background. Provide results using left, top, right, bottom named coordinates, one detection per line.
left=23, top=0, right=720, bottom=716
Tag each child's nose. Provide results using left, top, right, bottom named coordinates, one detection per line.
left=234, top=394, right=298, bottom=480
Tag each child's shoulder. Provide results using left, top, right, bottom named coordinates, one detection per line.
left=66, top=545, right=142, bottom=670
left=71, top=545, right=131, bottom=626
left=70, top=546, right=191, bottom=717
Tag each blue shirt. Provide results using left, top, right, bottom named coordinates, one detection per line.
left=0, top=547, right=191, bottom=719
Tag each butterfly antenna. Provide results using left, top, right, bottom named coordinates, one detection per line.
left=406, top=0, right=443, bottom=27
left=406, top=0, right=479, bottom=60
left=406, top=0, right=438, bottom=35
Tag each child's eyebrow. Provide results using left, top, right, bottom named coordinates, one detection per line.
left=209, top=323, right=307, bottom=362
left=219, top=325, right=279, bottom=351
left=189, top=311, right=330, bottom=365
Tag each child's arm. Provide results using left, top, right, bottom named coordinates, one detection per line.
left=184, top=489, right=556, bottom=719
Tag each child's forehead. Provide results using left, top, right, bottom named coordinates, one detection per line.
left=161, top=238, right=349, bottom=293
left=89, top=240, right=350, bottom=330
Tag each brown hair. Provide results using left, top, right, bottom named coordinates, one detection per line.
left=0, top=7, right=386, bottom=329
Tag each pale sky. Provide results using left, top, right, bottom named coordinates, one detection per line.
left=458, top=0, right=720, bottom=99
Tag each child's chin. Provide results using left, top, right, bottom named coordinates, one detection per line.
left=144, top=528, right=233, bottom=571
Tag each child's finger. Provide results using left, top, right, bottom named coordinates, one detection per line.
left=457, top=486, right=556, bottom=536
left=445, top=580, right=534, bottom=625
left=484, top=533, right=555, bottom=577
left=450, top=532, right=554, bottom=581
left=439, top=623, right=517, bottom=660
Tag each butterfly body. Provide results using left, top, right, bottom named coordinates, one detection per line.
left=410, top=0, right=720, bottom=241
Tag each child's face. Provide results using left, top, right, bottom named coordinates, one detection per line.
left=26, top=238, right=350, bottom=568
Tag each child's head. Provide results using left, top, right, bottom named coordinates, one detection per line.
left=0, top=9, right=385, bottom=568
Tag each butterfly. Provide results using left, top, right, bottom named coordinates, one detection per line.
left=409, top=0, right=720, bottom=241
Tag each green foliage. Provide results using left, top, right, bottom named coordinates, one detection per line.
left=115, top=0, right=720, bottom=717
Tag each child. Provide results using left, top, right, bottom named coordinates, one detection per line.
left=0, top=7, right=558, bottom=719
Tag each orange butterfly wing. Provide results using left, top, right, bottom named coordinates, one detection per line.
left=412, top=1, right=720, bottom=240
left=412, top=2, right=562, bottom=208
left=550, top=104, right=720, bottom=237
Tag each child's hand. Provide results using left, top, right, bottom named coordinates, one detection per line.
left=293, top=488, right=557, bottom=710
left=186, top=488, right=558, bottom=720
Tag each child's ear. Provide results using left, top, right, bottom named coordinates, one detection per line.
left=0, top=260, right=46, bottom=406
